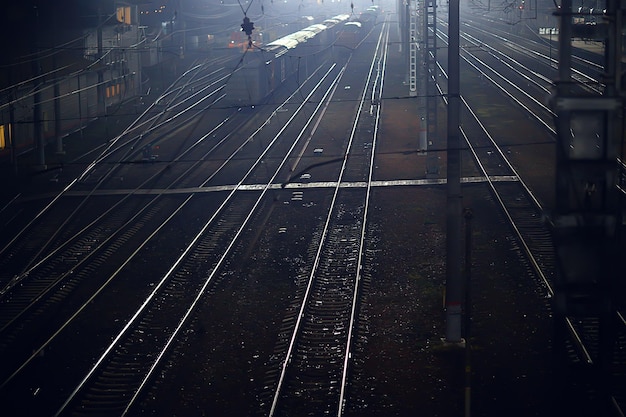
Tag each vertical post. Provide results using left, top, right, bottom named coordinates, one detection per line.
left=549, top=29, right=552, bottom=68
left=551, top=0, right=574, bottom=410
left=597, top=0, right=620, bottom=409
left=464, top=208, right=473, bottom=417
left=553, top=0, right=572, bottom=386
left=54, top=69, right=63, bottom=156
left=181, top=0, right=186, bottom=57
left=77, top=75, right=84, bottom=142
left=405, top=0, right=410, bottom=84
left=52, top=15, right=63, bottom=157
left=97, top=6, right=106, bottom=116
left=409, top=0, right=418, bottom=96
left=556, top=0, right=572, bottom=118
left=32, top=4, right=45, bottom=169
left=445, top=0, right=462, bottom=344
left=425, top=0, right=438, bottom=173
left=135, top=5, right=143, bottom=98
left=34, top=79, right=44, bottom=168
left=9, top=92, right=17, bottom=175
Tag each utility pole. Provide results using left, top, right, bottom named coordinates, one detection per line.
left=424, top=0, right=438, bottom=171
left=445, top=0, right=463, bottom=344
left=464, top=208, right=473, bottom=417
left=97, top=6, right=106, bottom=116
left=400, top=0, right=410, bottom=85
left=33, top=4, right=45, bottom=169
left=9, top=91, right=17, bottom=175
left=53, top=17, right=64, bottom=157
left=405, top=0, right=419, bottom=92
left=54, top=75, right=63, bottom=155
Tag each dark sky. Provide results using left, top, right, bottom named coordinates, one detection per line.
left=1, top=1, right=127, bottom=64
left=5, top=1, right=110, bottom=30
left=0, top=0, right=354, bottom=72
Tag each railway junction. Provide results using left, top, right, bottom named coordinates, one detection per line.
left=0, top=1, right=625, bottom=416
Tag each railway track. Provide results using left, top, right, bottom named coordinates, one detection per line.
left=0, top=76, right=259, bottom=364
left=436, top=13, right=626, bottom=414
left=265, top=18, right=390, bottom=417
left=0, top=54, right=238, bottom=284
left=0, top=12, right=392, bottom=416
left=1, top=5, right=622, bottom=416
left=0, top=44, right=344, bottom=329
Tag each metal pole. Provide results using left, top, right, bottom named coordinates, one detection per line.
left=33, top=4, right=45, bottom=169
left=552, top=1, right=573, bottom=410
left=54, top=72, right=63, bottom=156
left=405, top=0, right=410, bottom=84
left=77, top=75, right=83, bottom=142
left=445, top=0, right=462, bottom=344
left=549, top=29, right=552, bottom=68
left=464, top=208, right=473, bottom=417
left=53, top=16, right=63, bottom=157
left=97, top=6, right=106, bottom=116
left=9, top=92, right=17, bottom=176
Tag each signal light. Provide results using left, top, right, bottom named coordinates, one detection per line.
left=241, top=16, right=255, bottom=36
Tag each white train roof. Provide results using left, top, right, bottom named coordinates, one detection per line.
left=327, top=14, right=351, bottom=23
left=345, top=21, right=362, bottom=28
left=267, top=37, right=301, bottom=50
left=306, top=24, right=328, bottom=33
left=265, top=14, right=350, bottom=57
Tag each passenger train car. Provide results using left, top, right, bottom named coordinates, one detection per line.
left=224, top=14, right=351, bottom=106
left=336, top=5, right=380, bottom=49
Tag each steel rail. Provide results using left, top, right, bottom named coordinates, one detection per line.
left=436, top=25, right=624, bottom=413
left=268, top=17, right=390, bottom=417
left=54, top=62, right=346, bottom=416
left=1, top=58, right=341, bottom=395
left=338, top=18, right=390, bottom=417
left=0, top=59, right=226, bottom=260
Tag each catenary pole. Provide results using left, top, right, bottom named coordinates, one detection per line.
left=445, top=0, right=462, bottom=343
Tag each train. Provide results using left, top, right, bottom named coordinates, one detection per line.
left=223, top=9, right=380, bottom=107
left=224, top=14, right=349, bottom=106
left=336, top=5, right=380, bottom=49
